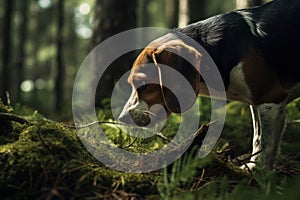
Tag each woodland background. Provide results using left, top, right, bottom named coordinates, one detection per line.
left=0, top=0, right=300, bottom=199
left=1, top=0, right=264, bottom=117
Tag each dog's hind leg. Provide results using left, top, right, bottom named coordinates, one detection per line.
left=243, top=100, right=287, bottom=170
left=257, top=100, right=287, bottom=169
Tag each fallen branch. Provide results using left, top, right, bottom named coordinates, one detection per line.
left=155, top=120, right=217, bottom=148
left=67, top=121, right=142, bottom=128
left=0, top=112, right=30, bottom=125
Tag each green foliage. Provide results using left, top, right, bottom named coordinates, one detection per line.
left=0, top=101, right=15, bottom=144
left=0, top=101, right=13, bottom=113
left=157, top=147, right=200, bottom=199
left=158, top=165, right=300, bottom=200
left=286, top=98, right=300, bottom=120
left=282, top=98, right=300, bottom=166
left=1, top=97, right=299, bottom=199
left=175, top=172, right=300, bottom=200
left=155, top=98, right=300, bottom=200
left=223, top=101, right=252, bottom=153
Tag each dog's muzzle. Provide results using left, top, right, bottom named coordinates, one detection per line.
left=118, top=91, right=152, bottom=126
left=118, top=91, right=168, bottom=127
left=119, top=108, right=151, bottom=126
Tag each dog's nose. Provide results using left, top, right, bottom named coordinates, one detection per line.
left=119, top=109, right=152, bottom=126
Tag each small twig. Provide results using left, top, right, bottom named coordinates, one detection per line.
left=68, top=120, right=217, bottom=151
left=123, top=137, right=138, bottom=148
left=190, top=168, right=206, bottom=191
left=156, top=120, right=218, bottom=147
left=237, top=150, right=262, bottom=164
left=122, top=127, right=143, bottom=148
left=155, top=132, right=178, bottom=146
left=0, top=112, right=30, bottom=124
left=67, top=121, right=141, bottom=128
left=194, top=120, right=217, bottom=137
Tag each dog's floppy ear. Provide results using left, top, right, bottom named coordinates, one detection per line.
left=152, top=39, right=201, bottom=113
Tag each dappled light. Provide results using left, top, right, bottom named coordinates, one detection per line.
left=0, top=0, right=299, bottom=199
left=38, top=0, right=52, bottom=9
left=20, top=80, right=34, bottom=93
left=79, top=3, right=91, bottom=15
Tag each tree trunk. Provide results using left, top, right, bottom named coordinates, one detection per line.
left=189, top=0, right=207, bottom=23
left=54, top=0, right=65, bottom=111
left=91, top=0, right=137, bottom=105
left=91, top=0, right=137, bottom=50
left=178, top=0, right=189, bottom=27
left=29, top=1, right=41, bottom=109
left=138, top=0, right=150, bottom=27
left=16, top=0, right=29, bottom=102
left=165, top=0, right=179, bottom=28
left=236, top=0, right=263, bottom=9
left=1, top=0, right=14, bottom=105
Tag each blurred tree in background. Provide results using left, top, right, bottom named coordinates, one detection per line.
left=0, top=0, right=270, bottom=118
left=16, top=1, right=29, bottom=102
left=92, top=0, right=137, bottom=105
left=54, top=0, right=65, bottom=111
left=1, top=0, right=14, bottom=105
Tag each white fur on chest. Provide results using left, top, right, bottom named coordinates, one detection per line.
left=227, top=63, right=252, bottom=103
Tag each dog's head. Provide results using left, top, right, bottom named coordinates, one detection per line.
left=119, top=33, right=202, bottom=126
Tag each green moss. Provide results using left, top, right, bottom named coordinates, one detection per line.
left=0, top=100, right=15, bottom=145
left=0, top=100, right=13, bottom=113
left=0, top=108, right=155, bottom=199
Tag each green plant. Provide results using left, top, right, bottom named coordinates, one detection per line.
left=157, top=147, right=200, bottom=199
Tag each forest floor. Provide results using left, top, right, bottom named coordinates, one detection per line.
left=0, top=99, right=299, bottom=199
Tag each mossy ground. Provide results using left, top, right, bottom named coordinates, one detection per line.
left=0, top=102, right=155, bottom=199
left=0, top=99, right=299, bottom=199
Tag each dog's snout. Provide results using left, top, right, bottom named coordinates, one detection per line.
left=118, top=96, right=153, bottom=126
left=118, top=110, right=133, bottom=124
left=119, top=109, right=151, bottom=126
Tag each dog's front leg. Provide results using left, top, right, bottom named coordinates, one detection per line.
left=243, top=105, right=262, bottom=170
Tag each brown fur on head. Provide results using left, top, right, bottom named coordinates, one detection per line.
left=119, top=33, right=201, bottom=126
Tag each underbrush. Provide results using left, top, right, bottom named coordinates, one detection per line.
left=0, top=98, right=299, bottom=199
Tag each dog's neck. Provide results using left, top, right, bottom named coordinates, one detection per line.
left=175, top=11, right=259, bottom=89
left=175, top=0, right=300, bottom=89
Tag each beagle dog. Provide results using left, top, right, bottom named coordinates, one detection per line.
left=119, top=0, right=300, bottom=169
